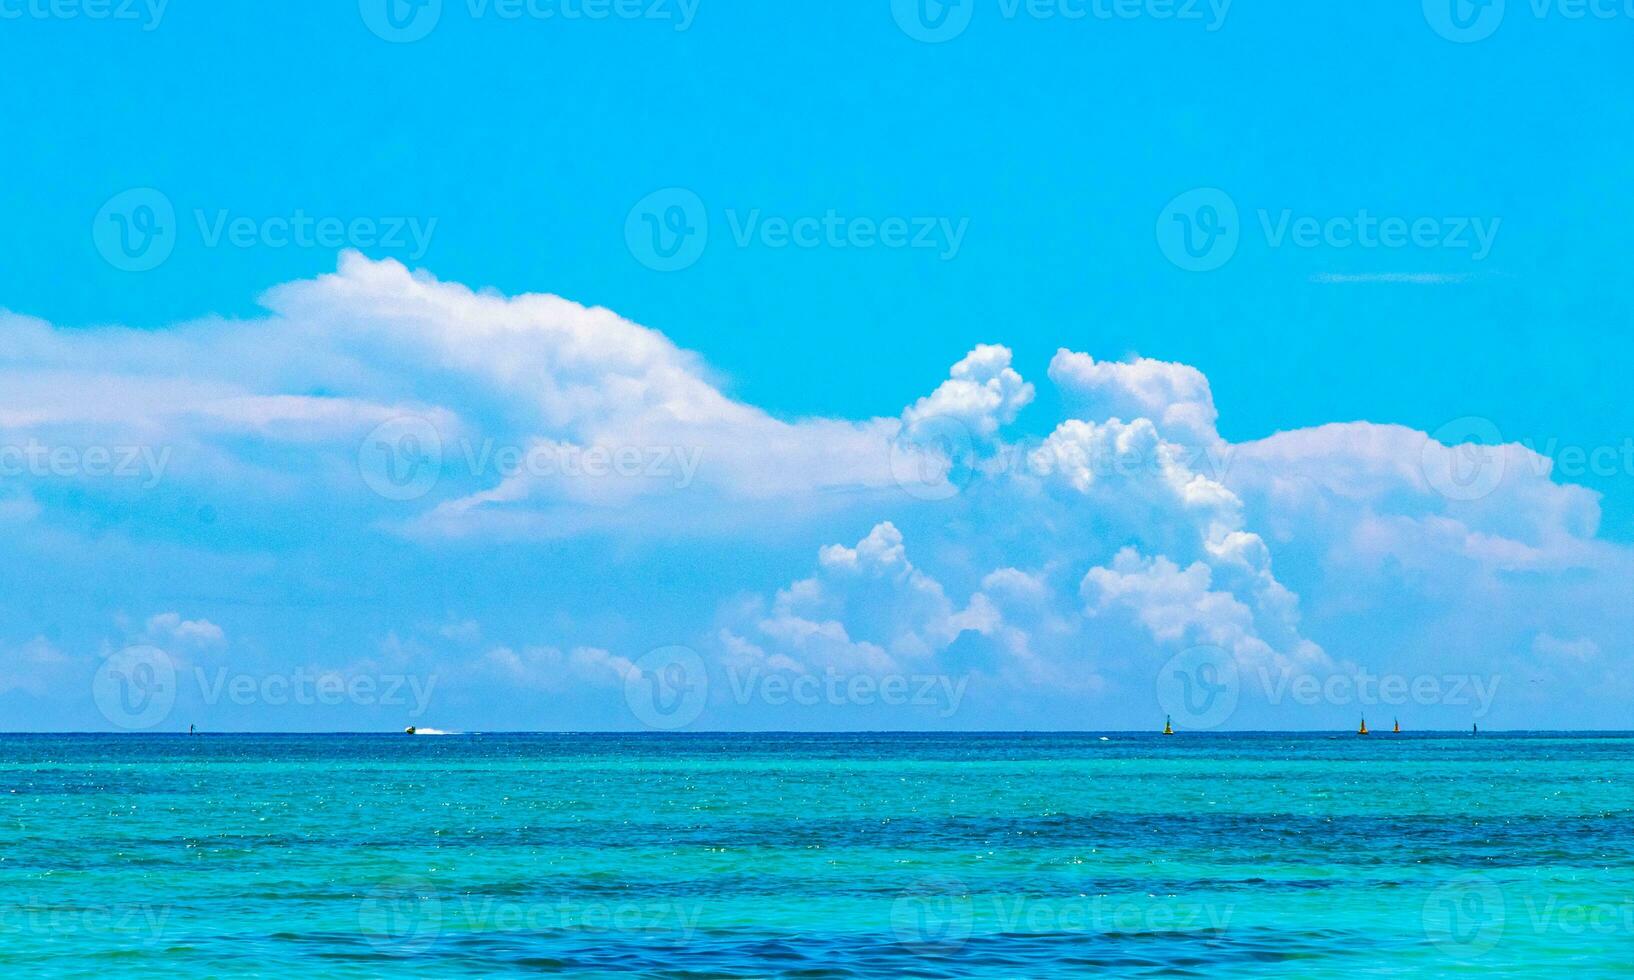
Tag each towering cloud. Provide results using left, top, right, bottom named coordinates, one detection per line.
left=0, top=254, right=1626, bottom=728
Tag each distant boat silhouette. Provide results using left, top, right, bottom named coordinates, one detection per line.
left=1472, top=723, right=1478, bottom=735
left=1358, top=717, right=1369, bottom=736
left=1162, top=715, right=1174, bottom=736
left=1393, top=718, right=1400, bottom=733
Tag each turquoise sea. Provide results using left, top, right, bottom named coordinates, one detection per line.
left=2, top=732, right=1630, bottom=978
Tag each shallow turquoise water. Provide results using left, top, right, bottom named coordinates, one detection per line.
left=2, top=732, right=1631, bottom=977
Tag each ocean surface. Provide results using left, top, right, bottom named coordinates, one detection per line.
left=2, top=732, right=1631, bottom=978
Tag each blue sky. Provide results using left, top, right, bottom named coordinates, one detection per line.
left=1, top=2, right=1632, bottom=730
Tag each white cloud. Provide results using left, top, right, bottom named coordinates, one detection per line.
left=144, top=613, right=226, bottom=648
left=1309, top=273, right=1472, bottom=285
left=1531, top=633, right=1600, bottom=662
left=734, top=522, right=999, bottom=677
left=0, top=638, right=74, bottom=697
left=903, top=343, right=1035, bottom=438
left=479, top=645, right=635, bottom=691
left=1048, top=349, right=1219, bottom=446
left=3, top=255, right=1629, bottom=726
left=439, top=619, right=482, bottom=645
left=1080, top=547, right=1318, bottom=669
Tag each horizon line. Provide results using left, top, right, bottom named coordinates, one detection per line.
left=0, top=728, right=1624, bottom=736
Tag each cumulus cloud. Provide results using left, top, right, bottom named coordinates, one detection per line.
left=1081, top=548, right=1318, bottom=669
left=2, top=255, right=1628, bottom=727
left=730, top=522, right=991, bottom=676
left=1, top=254, right=905, bottom=536
left=1049, top=350, right=1219, bottom=446
left=903, top=344, right=1035, bottom=438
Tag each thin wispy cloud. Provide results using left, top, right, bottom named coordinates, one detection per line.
left=1308, top=272, right=1474, bottom=285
